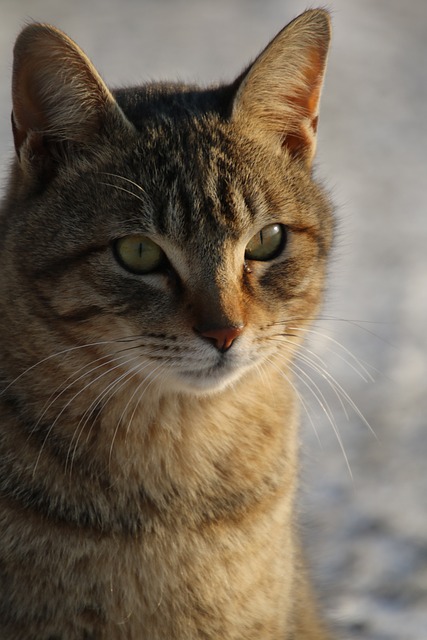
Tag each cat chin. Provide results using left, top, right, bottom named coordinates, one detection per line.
left=168, top=364, right=249, bottom=396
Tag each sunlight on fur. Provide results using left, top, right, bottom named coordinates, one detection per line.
left=0, top=9, right=356, bottom=639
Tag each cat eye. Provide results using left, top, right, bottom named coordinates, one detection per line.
left=113, top=235, right=166, bottom=274
left=245, top=224, right=286, bottom=261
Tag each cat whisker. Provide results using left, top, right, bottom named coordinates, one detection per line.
left=32, top=351, right=143, bottom=478
left=125, top=362, right=172, bottom=440
left=268, top=332, right=377, bottom=440
left=313, top=314, right=395, bottom=349
left=269, top=344, right=353, bottom=477
left=108, top=361, right=171, bottom=468
left=99, top=182, right=147, bottom=207
left=295, top=347, right=350, bottom=420
left=68, top=349, right=200, bottom=475
left=99, top=172, right=147, bottom=196
left=264, top=356, right=321, bottom=446
left=81, top=361, right=153, bottom=435
left=295, top=346, right=377, bottom=438
left=0, top=338, right=139, bottom=396
left=287, top=324, right=376, bottom=383
left=116, top=342, right=175, bottom=355
left=253, top=359, right=274, bottom=397
left=66, top=358, right=155, bottom=476
left=99, top=170, right=152, bottom=211
left=273, top=313, right=388, bottom=328
left=31, top=351, right=137, bottom=440
left=292, top=360, right=352, bottom=475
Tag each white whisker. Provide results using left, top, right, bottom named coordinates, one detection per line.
left=288, top=325, right=376, bottom=383
left=264, top=356, right=322, bottom=446
left=99, top=172, right=147, bottom=196
left=108, top=361, right=170, bottom=467
left=0, top=340, right=131, bottom=397
left=99, top=182, right=147, bottom=206
left=32, top=352, right=142, bottom=478
left=290, top=359, right=353, bottom=477
left=32, top=351, right=136, bottom=439
left=65, top=356, right=152, bottom=475
left=297, top=347, right=377, bottom=439
left=99, top=172, right=150, bottom=208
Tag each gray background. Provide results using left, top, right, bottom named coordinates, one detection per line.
left=1, top=1, right=426, bottom=638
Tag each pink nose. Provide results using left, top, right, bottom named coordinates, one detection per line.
left=195, top=325, right=243, bottom=352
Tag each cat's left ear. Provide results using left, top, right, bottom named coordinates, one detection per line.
left=11, top=23, right=133, bottom=176
left=230, top=9, right=331, bottom=166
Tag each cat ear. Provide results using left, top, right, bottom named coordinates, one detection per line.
left=231, top=9, right=331, bottom=166
left=11, top=23, right=132, bottom=173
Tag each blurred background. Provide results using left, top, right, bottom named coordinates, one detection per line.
left=1, top=1, right=426, bottom=637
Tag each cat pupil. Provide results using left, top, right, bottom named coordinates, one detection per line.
left=114, top=235, right=166, bottom=274
left=114, top=223, right=286, bottom=277
left=245, top=223, right=285, bottom=261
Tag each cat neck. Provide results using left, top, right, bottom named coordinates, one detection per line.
left=0, top=359, right=299, bottom=532
left=102, top=361, right=299, bottom=501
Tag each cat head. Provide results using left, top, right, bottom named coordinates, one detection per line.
left=1, top=10, right=333, bottom=397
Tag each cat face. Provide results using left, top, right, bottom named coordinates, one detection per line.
left=1, top=13, right=333, bottom=398
left=6, top=114, right=331, bottom=396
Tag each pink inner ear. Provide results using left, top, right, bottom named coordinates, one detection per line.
left=280, top=46, right=327, bottom=160
left=231, top=11, right=330, bottom=168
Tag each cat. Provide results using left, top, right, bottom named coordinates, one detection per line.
left=0, top=8, right=334, bottom=640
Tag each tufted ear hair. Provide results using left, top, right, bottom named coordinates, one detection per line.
left=231, top=9, right=331, bottom=167
left=11, top=23, right=133, bottom=178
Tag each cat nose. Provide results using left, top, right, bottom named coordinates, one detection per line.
left=194, top=325, right=243, bottom=352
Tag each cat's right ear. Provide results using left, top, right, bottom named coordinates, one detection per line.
left=230, top=9, right=331, bottom=167
left=11, top=24, right=133, bottom=179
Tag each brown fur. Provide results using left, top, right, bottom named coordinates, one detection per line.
left=0, top=10, right=334, bottom=639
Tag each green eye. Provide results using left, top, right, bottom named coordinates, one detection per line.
left=114, top=235, right=166, bottom=274
left=245, top=224, right=286, bottom=261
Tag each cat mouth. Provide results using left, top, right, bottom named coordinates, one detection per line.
left=174, top=355, right=252, bottom=393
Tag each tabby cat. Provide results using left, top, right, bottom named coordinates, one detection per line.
left=0, top=9, right=334, bottom=639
